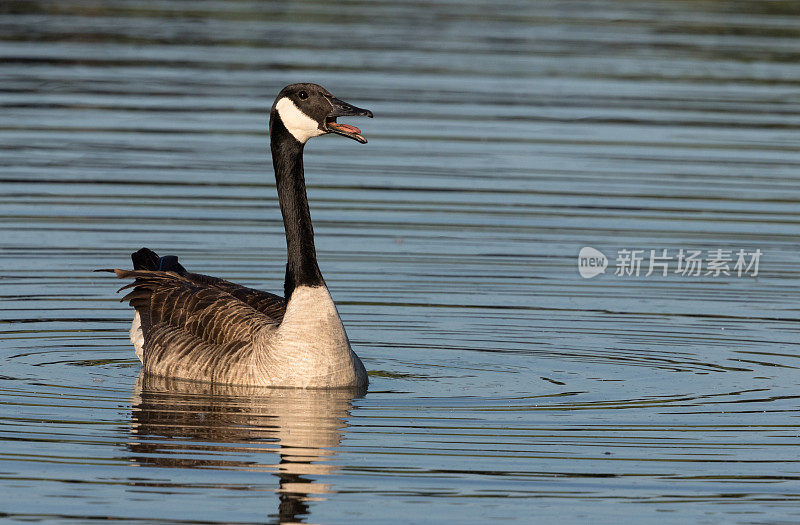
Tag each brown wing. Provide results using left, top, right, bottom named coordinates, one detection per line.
left=129, top=247, right=286, bottom=322
left=181, top=272, right=286, bottom=322
left=112, top=270, right=282, bottom=381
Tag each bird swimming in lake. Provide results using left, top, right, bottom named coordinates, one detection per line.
left=100, top=83, right=371, bottom=388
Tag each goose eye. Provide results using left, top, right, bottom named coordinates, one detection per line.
left=298, top=91, right=308, bottom=100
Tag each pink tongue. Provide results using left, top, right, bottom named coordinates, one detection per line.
left=331, top=122, right=361, bottom=134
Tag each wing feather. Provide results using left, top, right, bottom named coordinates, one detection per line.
left=182, top=272, right=287, bottom=321
left=108, top=269, right=283, bottom=381
left=124, top=248, right=286, bottom=322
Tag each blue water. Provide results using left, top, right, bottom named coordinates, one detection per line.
left=1, top=1, right=800, bottom=523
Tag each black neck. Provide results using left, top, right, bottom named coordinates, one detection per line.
left=269, top=116, right=324, bottom=299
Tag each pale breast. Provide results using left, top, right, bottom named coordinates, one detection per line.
left=257, top=285, right=368, bottom=388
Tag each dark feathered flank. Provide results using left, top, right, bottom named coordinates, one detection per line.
left=99, top=249, right=288, bottom=382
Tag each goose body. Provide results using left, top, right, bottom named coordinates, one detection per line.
left=104, top=83, right=371, bottom=388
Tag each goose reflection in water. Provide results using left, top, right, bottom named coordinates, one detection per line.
left=127, top=373, right=364, bottom=524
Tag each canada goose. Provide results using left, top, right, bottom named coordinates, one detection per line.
left=101, top=83, right=371, bottom=388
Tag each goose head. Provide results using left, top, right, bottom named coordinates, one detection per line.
left=271, top=83, right=373, bottom=145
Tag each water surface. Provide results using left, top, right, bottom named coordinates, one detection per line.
left=1, top=1, right=800, bottom=523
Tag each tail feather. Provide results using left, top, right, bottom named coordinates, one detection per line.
left=131, top=248, right=187, bottom=274
left=131, top=248, right=160, bottom=271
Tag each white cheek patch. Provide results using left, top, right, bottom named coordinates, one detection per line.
left=275, top=97, right=324, bottom=144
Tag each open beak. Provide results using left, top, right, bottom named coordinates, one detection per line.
left=324, top=95, right=373, bottom=144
